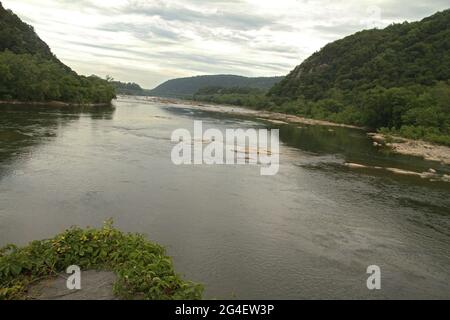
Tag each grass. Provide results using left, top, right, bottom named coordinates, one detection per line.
left=0, top=220, right=203, bottom=300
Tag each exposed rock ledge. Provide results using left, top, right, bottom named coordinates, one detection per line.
left=344, top=162, right=450, bottom=182
left=369, top=133, right=450, bottom=165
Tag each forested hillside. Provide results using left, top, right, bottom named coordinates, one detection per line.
left=267, top=9, right=450, bottom=145
left=149, top=75, right=283, bottom=98
left=112, top=81, right=153, bottom=96
left=194, top=10, right=450, bottom=145
left=0, top=2, right=115, bottom=104
left=0, top=3, right=55, bottom=60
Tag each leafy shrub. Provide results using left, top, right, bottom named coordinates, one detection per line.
left=0, top=221, right=203, bottom=300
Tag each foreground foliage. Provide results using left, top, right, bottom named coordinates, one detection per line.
left=0, top=221, right=203, bottom=300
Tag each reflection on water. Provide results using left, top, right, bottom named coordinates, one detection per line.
left=278, top=124, right=450, bottom=174
left=0, top=98, right=449, bottom=299
left=0, top=105, right=115, bottom=175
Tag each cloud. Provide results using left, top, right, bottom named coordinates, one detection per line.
left=99, top=22, right=184, bottom=42
left=124, top=2, right=278, bottom=31
left=2, top=0, right=449, bottom=88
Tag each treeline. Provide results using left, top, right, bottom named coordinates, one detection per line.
left=0, top=51, right=116, bottom=103
left=112, top=81, right=153, bottom=96
left=195, top=86, right=450, bottom=148
left=273, top=82, right=450, bottom=146
left=194, top=10, right=450, bottom=146
left=193, top=86, right=273, bottom=109
left=149, top=75, right=284, bottom=98
left=196, top=86, right=265, bottom=95
left=0, top=3, right=115, bottom=104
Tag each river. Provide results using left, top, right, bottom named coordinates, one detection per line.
left=0, top=96, right=449, bottom=299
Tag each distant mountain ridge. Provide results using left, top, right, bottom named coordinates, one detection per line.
left=149, top=75, right=284, bottom=98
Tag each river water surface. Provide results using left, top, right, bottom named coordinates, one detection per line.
left=0, top=97, right=449, bottom=299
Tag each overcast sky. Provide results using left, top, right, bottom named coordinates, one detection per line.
left=2, top=0, right=449, bottom=88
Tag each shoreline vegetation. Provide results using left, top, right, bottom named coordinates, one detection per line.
left=0, top=100, right=114, bottom=107
left=0, top=221, right=203, bottom=300
left=127, top=95, right=450, bottom=166
left=140, top=96, right=363, bottom=129
left=190, top=81, right=450, bottom=148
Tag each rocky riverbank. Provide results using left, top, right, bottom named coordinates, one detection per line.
left=141, top=96, right=362, bottom=129
left=369, top=133, right=450, bottom=165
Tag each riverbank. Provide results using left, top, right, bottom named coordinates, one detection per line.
left=139, top=96, right=450, bottom=166
left=0, top=100, right=113, bottom=107
left=143, top=96, right=363, bottom=129
left=369, top=133, right=450, bottom=165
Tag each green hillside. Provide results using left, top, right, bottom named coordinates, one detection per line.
left=112, top=81, right=152, bottom=96
left=0, top=2, right=115, bottom=104
left=149, top=74, right=284, bottom=98
left=266, top=9, right=450, bottom=145
left=0, top=3, right=55, bottom=60
left=270, top=10, right=450, bottom=101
